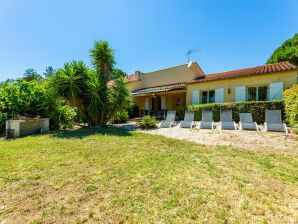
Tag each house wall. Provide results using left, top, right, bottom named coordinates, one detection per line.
left=127, top=63, right=203, bottom=92
left=186, top=70, right=297, bottom=105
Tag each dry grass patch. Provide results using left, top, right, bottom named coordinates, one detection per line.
left=0, top=127, right=297, bottom=223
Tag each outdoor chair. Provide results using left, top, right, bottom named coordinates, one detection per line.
left=264, top=110, right=288, bottom=133
left=239, top=113, right=259, bottom=131
left=159, top=110, right=176, bottom=128
left=199, top=110, right=214, bottom=129
left=220, top=110, right=237, bottom=130
left=180, top=111, right=195, bottom=128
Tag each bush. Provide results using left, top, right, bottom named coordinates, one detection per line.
left=284, top=84, right=298, bottom=134
left=187, top=101, right=284, bottom=124
left=111, top=110, right=129, bottom=124
left=0, top=79, right=77, bottom=133
left=44, top=104, right=77, bottom=130
left=139, top=116, right=157, bottom=129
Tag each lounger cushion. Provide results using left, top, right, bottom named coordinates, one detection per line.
left=266, top=123, right=286, bottom=132
left=200, top=111, right=213, bottom=129
left=180, top=111, right=195, bottom=128
left=181, top=121, right=193, bottom=128
left=241, top=122, right=257, bottom=130
left=160, top=121, right=174, bottom=128
left=221, top=122, right=235, bottom=130
left=200, top=121, right=213, bottom=129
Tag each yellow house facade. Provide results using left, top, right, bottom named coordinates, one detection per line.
left=126, top=61, right=297, bottom=118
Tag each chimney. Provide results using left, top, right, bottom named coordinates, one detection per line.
left=134, top=71, right=142, bottom=81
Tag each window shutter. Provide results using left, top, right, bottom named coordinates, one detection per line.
left=235, top=86, right=246, bottom=102
left=161, top=95, right=166, bottom=109
left=145, top=97, right=150, bottom=110
left=269, top=82, right=283, bottom=100
left=215, top=88, right=224, bottom=103
left=192, top=90, right=200, bottom=104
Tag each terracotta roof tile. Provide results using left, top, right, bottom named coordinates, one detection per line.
left=189, top=61, right=297, bottom=84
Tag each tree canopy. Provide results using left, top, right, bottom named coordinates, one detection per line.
left=267, top=33, right=298, bottom=65
left=23, top=68, right=44, bottom=82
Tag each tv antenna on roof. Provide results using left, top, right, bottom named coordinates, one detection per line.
left=185, top=48, right=199, bottom=63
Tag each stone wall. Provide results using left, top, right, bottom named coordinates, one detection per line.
left=6, top=118, right=49, bottom=137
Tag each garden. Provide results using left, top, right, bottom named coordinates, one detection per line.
left=0, top=40, right=298, bottom=224
left=0, top=127, right=297, bottom=223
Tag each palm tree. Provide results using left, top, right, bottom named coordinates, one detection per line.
left=90, top=40, right=115, bottom=83
left=90, top=40, right=127, bottom=126
left=52, top=41, right=130, bottom=127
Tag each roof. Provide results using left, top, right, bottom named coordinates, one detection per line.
left=131, top=82, right=186, bottom=95
left=125, top=61, right=204, bottom=84
left=188, top=61, right=297, bottom=84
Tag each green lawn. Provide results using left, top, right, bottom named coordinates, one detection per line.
left=0, top=128, right=297, bottom=223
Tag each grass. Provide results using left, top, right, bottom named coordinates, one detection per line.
left=0, top=127, right=297, bottom=223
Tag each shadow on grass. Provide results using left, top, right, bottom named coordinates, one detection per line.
left=52, top=126, right=132, bottom=139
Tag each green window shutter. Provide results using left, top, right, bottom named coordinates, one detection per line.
left=215, top=88, right=224, bottom=103
left=235, top=86, right=246, bottom=102
left=269, top=82, right=283, bottom=100
left=192, top=90, right=200, bottom=104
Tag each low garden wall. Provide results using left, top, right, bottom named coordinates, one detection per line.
left=6, top=118, right=49, bottom=138
left=187, top=101, right=284, bottom=124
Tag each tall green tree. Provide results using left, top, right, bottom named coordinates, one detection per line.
left=43, top=66, right=56, bottom=79
left=267, top=33, right=298, bottom=65
left=23, top=68, right=44, bottom=82
left=52, top=40, right=130, bottom=127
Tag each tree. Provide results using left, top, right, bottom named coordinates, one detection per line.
left=267, top=33, right=298, bottom=65
left=52, top=41, right=130, bottom=127
left=52, top=61, right=96, bottom=126
left=111, top=68, right=127, bottom=80
left=43, top=66, right=56, bottom=79
left=23, top=68, right=43, bottom=82
left=90, top=40, right=129, bottom=126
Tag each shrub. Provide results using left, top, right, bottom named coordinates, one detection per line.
left=139, top=116, right=157, bottom=129
left=0, top=79, right=77, bottom=133
left=187, top=100, right=284, bottom=124
left=284, top=84, right=298, bottom=134
left=111, top=110, right=129, bottom=124
left=44, top=104, right=77, bottom=130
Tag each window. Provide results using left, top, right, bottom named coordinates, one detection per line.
left=202, top=90, right=215, bottom=104
left=247, top=86, right=268, bottom=101
left=258, top=86, right=268, bottom=101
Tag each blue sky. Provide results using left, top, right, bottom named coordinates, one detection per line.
left=0, top=0, right=297, bottom=81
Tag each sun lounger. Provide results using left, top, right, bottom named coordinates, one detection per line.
left=159, top=110, right=176, bottom=128
left=220, top=110, right=237, bottom=130
left=199, top=110, right=214, bottom=129
left=180, top=111, right=195, bottom=128
left=264, top=110, right=288, bottom=133
left=239, top=113, right=259, bottom=131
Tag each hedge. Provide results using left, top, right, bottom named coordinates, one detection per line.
left=284, top=84, right=298, bottom=134
left=187, top=100, right=284, bottom=124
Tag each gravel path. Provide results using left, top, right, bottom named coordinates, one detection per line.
left=115, top=121, right=298, bottom=153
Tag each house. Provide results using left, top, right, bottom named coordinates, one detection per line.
left=126, top=61, right=297, bottom=117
